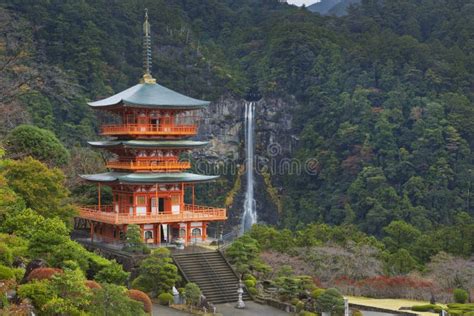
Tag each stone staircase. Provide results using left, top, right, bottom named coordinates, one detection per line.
left=172, top=250, right=251, bottom=304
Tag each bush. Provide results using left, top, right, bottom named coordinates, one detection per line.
left=248, top=287, right=258, bottom=296
left=127, top=289, right=152, bottom=313
left=311, top=288, right=325, bottom=299
left=17, top=280, right=54, bottom=309
left=0, top=264, right=15, bottom=280
left=316, top=288, right=344, bottom=314
left=412, top=304, right=444, bottom=312
left=158, top=292, right=173, bottom=306
left=12, top=268, right=25, bottom=281
left=454, top=288, right=469, bottom=304
left=299, top=312, right=317, bottom=316
left=94, top=260, right=129, bottom=285
left=185, top=282, right=201, bottom=306
left=291, top=297, right=300, bottom=305
left=296, top=300, right=305, bottom=312
left=27, top=268, right=63, bottom=281
left=243, top=274, right=257, bottom=282
left=84, top=280, right=102, bottom=290
left=447, top=304, right=474, bottom=313
left=87, top=252, right=112, bottom=276
left=0, top=244, right=13, bottom=266
left=244, top=279, right=256, bottom=288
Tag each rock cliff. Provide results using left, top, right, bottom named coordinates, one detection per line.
left=195, top=95, right=299, bottom=229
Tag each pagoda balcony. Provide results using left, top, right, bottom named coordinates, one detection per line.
left=106, top=160, right=191, bottom=171
left=77, top=204, right=227, bottom=225
left=100, top=124, right=197, bottom=137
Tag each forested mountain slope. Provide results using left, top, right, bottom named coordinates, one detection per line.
left=1, top=0, right=474, bottom=236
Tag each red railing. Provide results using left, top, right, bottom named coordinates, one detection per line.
left=77, top=204, right=226, bottom=225
left=106, top=160, right=191, bottom=171
left=100, top=124, right=197, bottom=136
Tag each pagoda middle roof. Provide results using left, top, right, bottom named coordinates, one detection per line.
left=80, top=172, right=218, bottom=184
left=88, top=82, right=209, bottom=109
left=88, top=140, right=208, bottom=149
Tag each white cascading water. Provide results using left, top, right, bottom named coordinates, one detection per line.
left=240, top=101, right=257, bottom=235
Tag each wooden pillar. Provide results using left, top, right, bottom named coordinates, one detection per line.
left=181, top=183, right=185, bottom=211
left=155, top=184, right=158, bottom=214
left=186, top=222, right=191, bottom=245
left=139, top=224, right=144, bottom=242
left=202, top=222, right=207, bottom=241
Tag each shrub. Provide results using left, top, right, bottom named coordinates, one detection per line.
left=412, top=304, right=444, bottom=312
left=296, top=300, right=305, bottom=312
left=86, top=252, right=112, bottom=276
left=27, top=268, right=63, bottom=281
left=447, top=304, right=474, bottom=309
left=185, top=282, right=201, bottom=306
left=94, top=260, right=129, bottom=285
left=0, top=264, right=15, bottom=280
left=454, top=288, right=469, bottom=304
left=0, top=244, right=13, bottom=266
left=291, top=297, right=300, bottom=305
left=299, top=312, right=317, bottom=316
left=243, top=274, right=257, bottom=282
left=244, top=279, right=256, bottom=288
left=17, top=280, right=54, bottom=309
left=248, top=287, right=258, bottom=296
left=127, top=289, right=152, bottom=313
left=84, top=280, right=102, bottom=290
left=158, top=292, right=173, bottom=306
left=311, top=288, right=325, bottom=299
left=447, top=304, right=474, bottom=313
left=12, top=268, right=25, bottom=281
left=316, top=288, right=344, bottom=314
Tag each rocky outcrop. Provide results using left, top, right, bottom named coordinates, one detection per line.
left=195, top=95, right=299, bottom=228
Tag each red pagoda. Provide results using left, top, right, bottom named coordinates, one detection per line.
left=76, top=11, right=226, bottom=246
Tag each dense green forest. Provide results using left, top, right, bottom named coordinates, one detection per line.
left=1, top=0, right=474, bottom=236
left=1, top=0, right=474, bottom=312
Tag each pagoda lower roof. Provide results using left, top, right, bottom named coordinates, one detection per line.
left=88, top=140, right=208, bottom=149
left=88, top=83, right=209, bottom=110
left=80, top=172, right=218, bottom=184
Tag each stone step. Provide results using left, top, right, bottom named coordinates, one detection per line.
left=172, top=250, right=250, bottom=304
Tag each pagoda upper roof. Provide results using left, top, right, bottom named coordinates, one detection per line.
left=80, top=172, right=218, bottom=184
left=88, top=82, right=209, bottom=110
left=88, top=140, right=208, bottom=149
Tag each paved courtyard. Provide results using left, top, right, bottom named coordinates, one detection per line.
left=216, top=301, right=289, bottom=316
left=152, top=302, right=289, bottom=316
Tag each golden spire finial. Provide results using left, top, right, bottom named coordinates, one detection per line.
left=142, top=8, right=156, bottom=84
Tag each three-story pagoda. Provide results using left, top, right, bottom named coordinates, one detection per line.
left=76, top=11, right=226, bottom=246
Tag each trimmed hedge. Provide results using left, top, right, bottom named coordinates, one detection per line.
left=127, top=289, right=152, bottom=313
left=158, top=292, right=173, bottom=306
left=411, top=304, right=444, bottom=312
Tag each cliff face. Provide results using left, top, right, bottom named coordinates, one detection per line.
left=196, top=95, right=298, bottom=228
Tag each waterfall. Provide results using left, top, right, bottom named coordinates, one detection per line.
left=240, top=101, right=257, bottom=235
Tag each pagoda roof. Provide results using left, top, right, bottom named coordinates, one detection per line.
left=80, top=172, right=218, bottom=184
left=88, top=140, right=208, bottom=149
left=88, top=83, right=209, bottom=110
